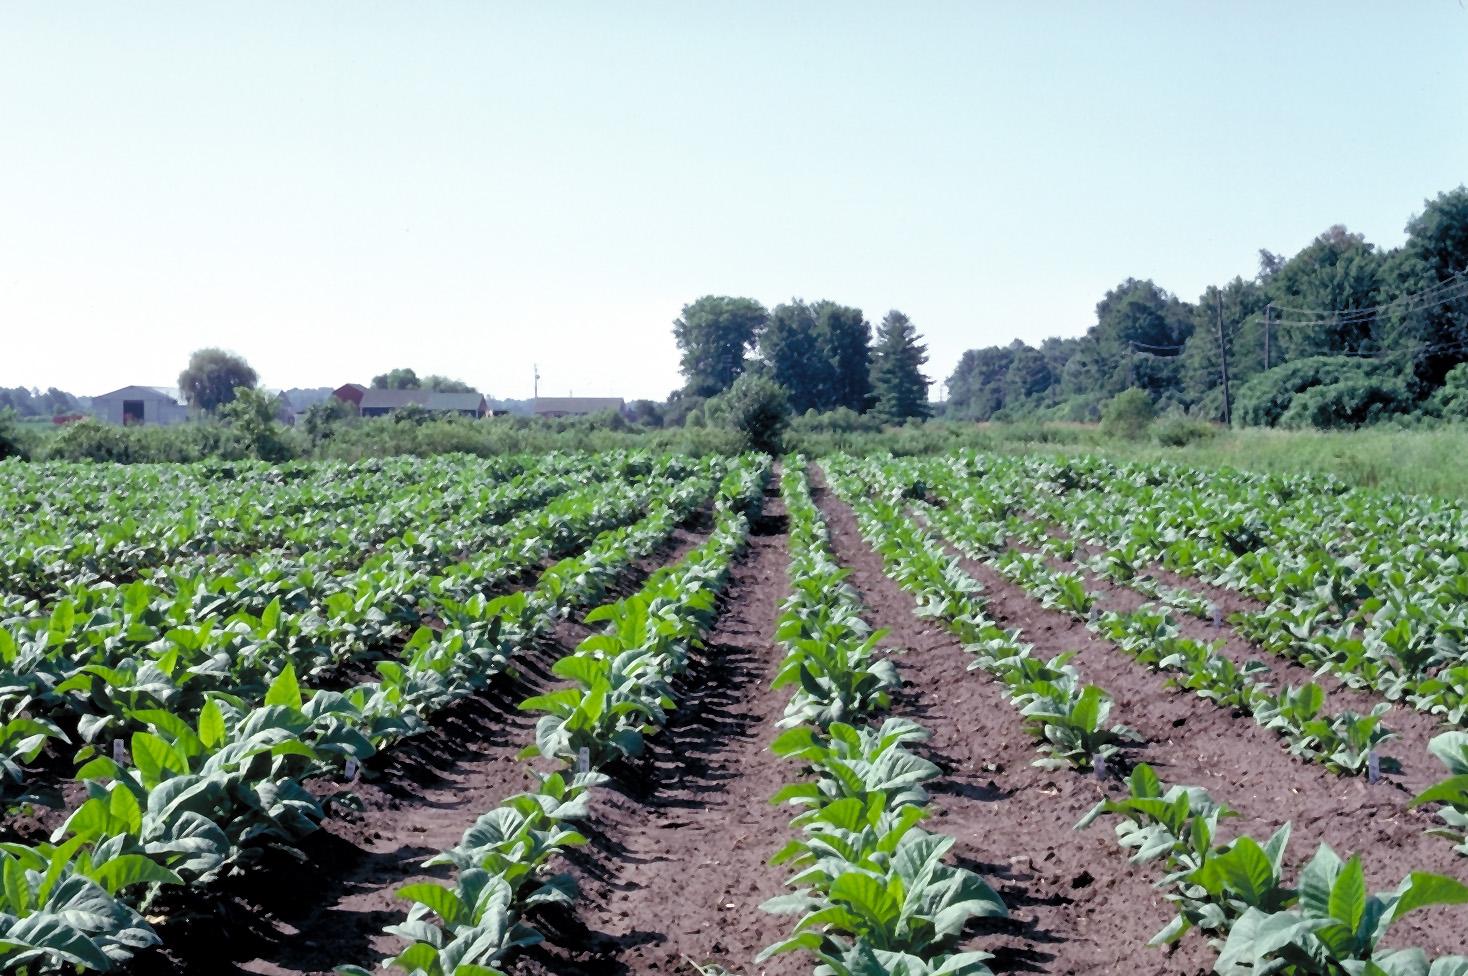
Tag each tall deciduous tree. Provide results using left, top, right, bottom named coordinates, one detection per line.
left=814, top=301, right=873, bottom=413
left=178, top=348, right=258, bottom=413
left=760, top=300, right=826, bottom=413
left=1266, top=225, right=1384, bottom=361
left=673, top=296, right=768, bottom=398
left=870, top=310, right=931, bottom=422
left=1379, top=188, right=1468, bottom=387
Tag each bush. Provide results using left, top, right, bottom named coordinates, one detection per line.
left=44, top=418, right=255, bottom=463
left=1234, top=356, right=1385, bottom=428
left=1152, top=413, right=1220, bottom=446
left=1431, top=363, right=1468, bottom=421
left=788, top=407, right=883, bottom=435
left=1100, top=389, right=1155, bottom=440
left=703, top=373, right=791, bottom=453
left=0, top=409, right=32, bottom=461
left=1277, top=376, right=1413, bottom=430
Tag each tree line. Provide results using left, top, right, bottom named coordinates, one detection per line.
left=947, top=186, right=1468, bottom=429
left=669, top=296, right=933, bottom=426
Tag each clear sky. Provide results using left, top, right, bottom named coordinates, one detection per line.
left=2, top=2, right=1465, bottom=402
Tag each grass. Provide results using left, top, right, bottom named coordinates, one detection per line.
left=1008, top=424, right=1468, bottom=500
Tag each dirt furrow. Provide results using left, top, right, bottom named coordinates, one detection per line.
left=945, top=542, right=1468, bottom=957
left=812, top=472, right=1216, bottom=976
left=514, top=491, right=801, bottom=976
left=124, top=512, right=720, bottom=976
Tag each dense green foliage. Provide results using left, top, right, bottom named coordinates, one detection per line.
left=177, top=348, right=258, bottom=413
left=673, top=295, right=929, bottom=422
left=368, top=368, right=475, bottom=392
left=870, top=310, right=932, bottom=423
left=672, top=295, right=769, bottom=398
left=946, top=186, right=1468, bottom=429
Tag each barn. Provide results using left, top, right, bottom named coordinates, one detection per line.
left=90, top=386, right=189, bottom=426
left=356, top=389, right=488, bottom=418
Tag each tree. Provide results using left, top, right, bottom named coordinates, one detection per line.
left=1266, top=225, right=1384, bottom=361
left=760, top=300, right=827, bottom=413
left=372, top=368, right=421, bottom=389
left=869, top=310, right=932, bottom=423
left=813, top=302, right=873, bottom=413
left=178, top=348, right=258, bottom=413
left=218, top=386, right=292, bottom=461
left=947, top=346, right=1015, bottom=420
left=673, top=296, right=768, bottom=398
left=704, top=372, right=790, bottom=453
left=1378, top=187, right=1468, bottom=388
left=422, top=375, right=474, bottom=393
left=1002, top=342, right=1054, bottom=409
left=1179, top=277, right=1269, bottom=415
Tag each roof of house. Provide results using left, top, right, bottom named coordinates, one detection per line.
left=358, top=389, right=485, bottom=412
left=94, top=385, right=183, bottom=403
left=532, top=397, right=625, bottom=415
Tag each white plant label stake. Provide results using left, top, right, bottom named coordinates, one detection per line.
left=1210, top=603, right=1223, bottom=629
left=1093, top=752, right=1107, bottom=781
left=1367, top=750, right=1380, bottom=784
left=113, top=739, right=126, bottom=764
left=345, top=757, right=360, bottom=782
left=577, top=747, right=590, bottom=773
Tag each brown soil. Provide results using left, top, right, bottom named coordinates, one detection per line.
left=514, top=487, right=802, bottom=976
left=940, top=532, right=1468, bottom=958
left=1055, top=556, right=1449, bottom=798
left=118, top=513, right=719, bottom=976
left=811, top=469, right=1217, bottom=975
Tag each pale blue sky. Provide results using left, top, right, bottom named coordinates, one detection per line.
left=2, top=3, right=1465, bottom=401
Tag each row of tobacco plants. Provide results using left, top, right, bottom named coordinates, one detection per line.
left=0, top=453, right=756, bottom=973
left=339, top=457, right=769, bottom=976
left=820, top=455, right=1468, bottom=976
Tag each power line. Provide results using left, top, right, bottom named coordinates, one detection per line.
left=1266, top=271, right=1468, bottom=325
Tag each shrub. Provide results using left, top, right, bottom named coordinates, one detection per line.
left=704, top=373, right=791, bottom=453
left=788, top=407, right=883, bottom=435
left=0, top=409, right=32, bottom=461
left=1431, top=363, right=1468, bottom=421
left=1152, top=413, right=1220, bottom=446
left=1278, top=376, right=1413, bottom=430
left=1100, top=389, right=1155, bottom=440
left=1235, top=356, right=1383, bottom=427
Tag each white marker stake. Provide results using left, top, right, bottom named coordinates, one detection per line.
left=345, top=757, right=360, bottom=782
left=1367, top=751, right=1380, bottom=784
left=113, top=739, right=126, bottom=764
left=1094, top=752, right=1107, bottom=781
left=577, top=747, right=590, bottom=774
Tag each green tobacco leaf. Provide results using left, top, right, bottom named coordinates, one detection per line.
left=1390, top=872, right=1468, bottom=923
left=265, top=665, right=303, bottom=711
left=89, top=854, right=183, bottom=894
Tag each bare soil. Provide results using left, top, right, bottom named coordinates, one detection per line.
left=514, top=487, right=803, bottom=976
left=942, top=529, right=1468, bottom=958
left=119, top=512, right=718, bottom=976
left=810, top=468, right=1217, bottom=975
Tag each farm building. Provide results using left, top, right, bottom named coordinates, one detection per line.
left=355, top=389, right=488, bottom=418
left=90, top=386, right=189, bottom=426
left=532, top=397, right=626, bottom=418
left=332, top=383, right=367, bottom=409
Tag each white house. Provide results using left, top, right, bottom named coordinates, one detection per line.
left=91, top=386, right=189, bottom=426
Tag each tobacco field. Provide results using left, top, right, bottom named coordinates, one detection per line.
left=3, top=450, right=1468, bottom=976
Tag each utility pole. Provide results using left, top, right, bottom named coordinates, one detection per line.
left=1216, top=292, right=1232, bottom=426
left=1126, top=342, right=1135, bottom=388
left=533, top=364, right=540, bottom=399
left=1263, top=305, right=1271, bottom=371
